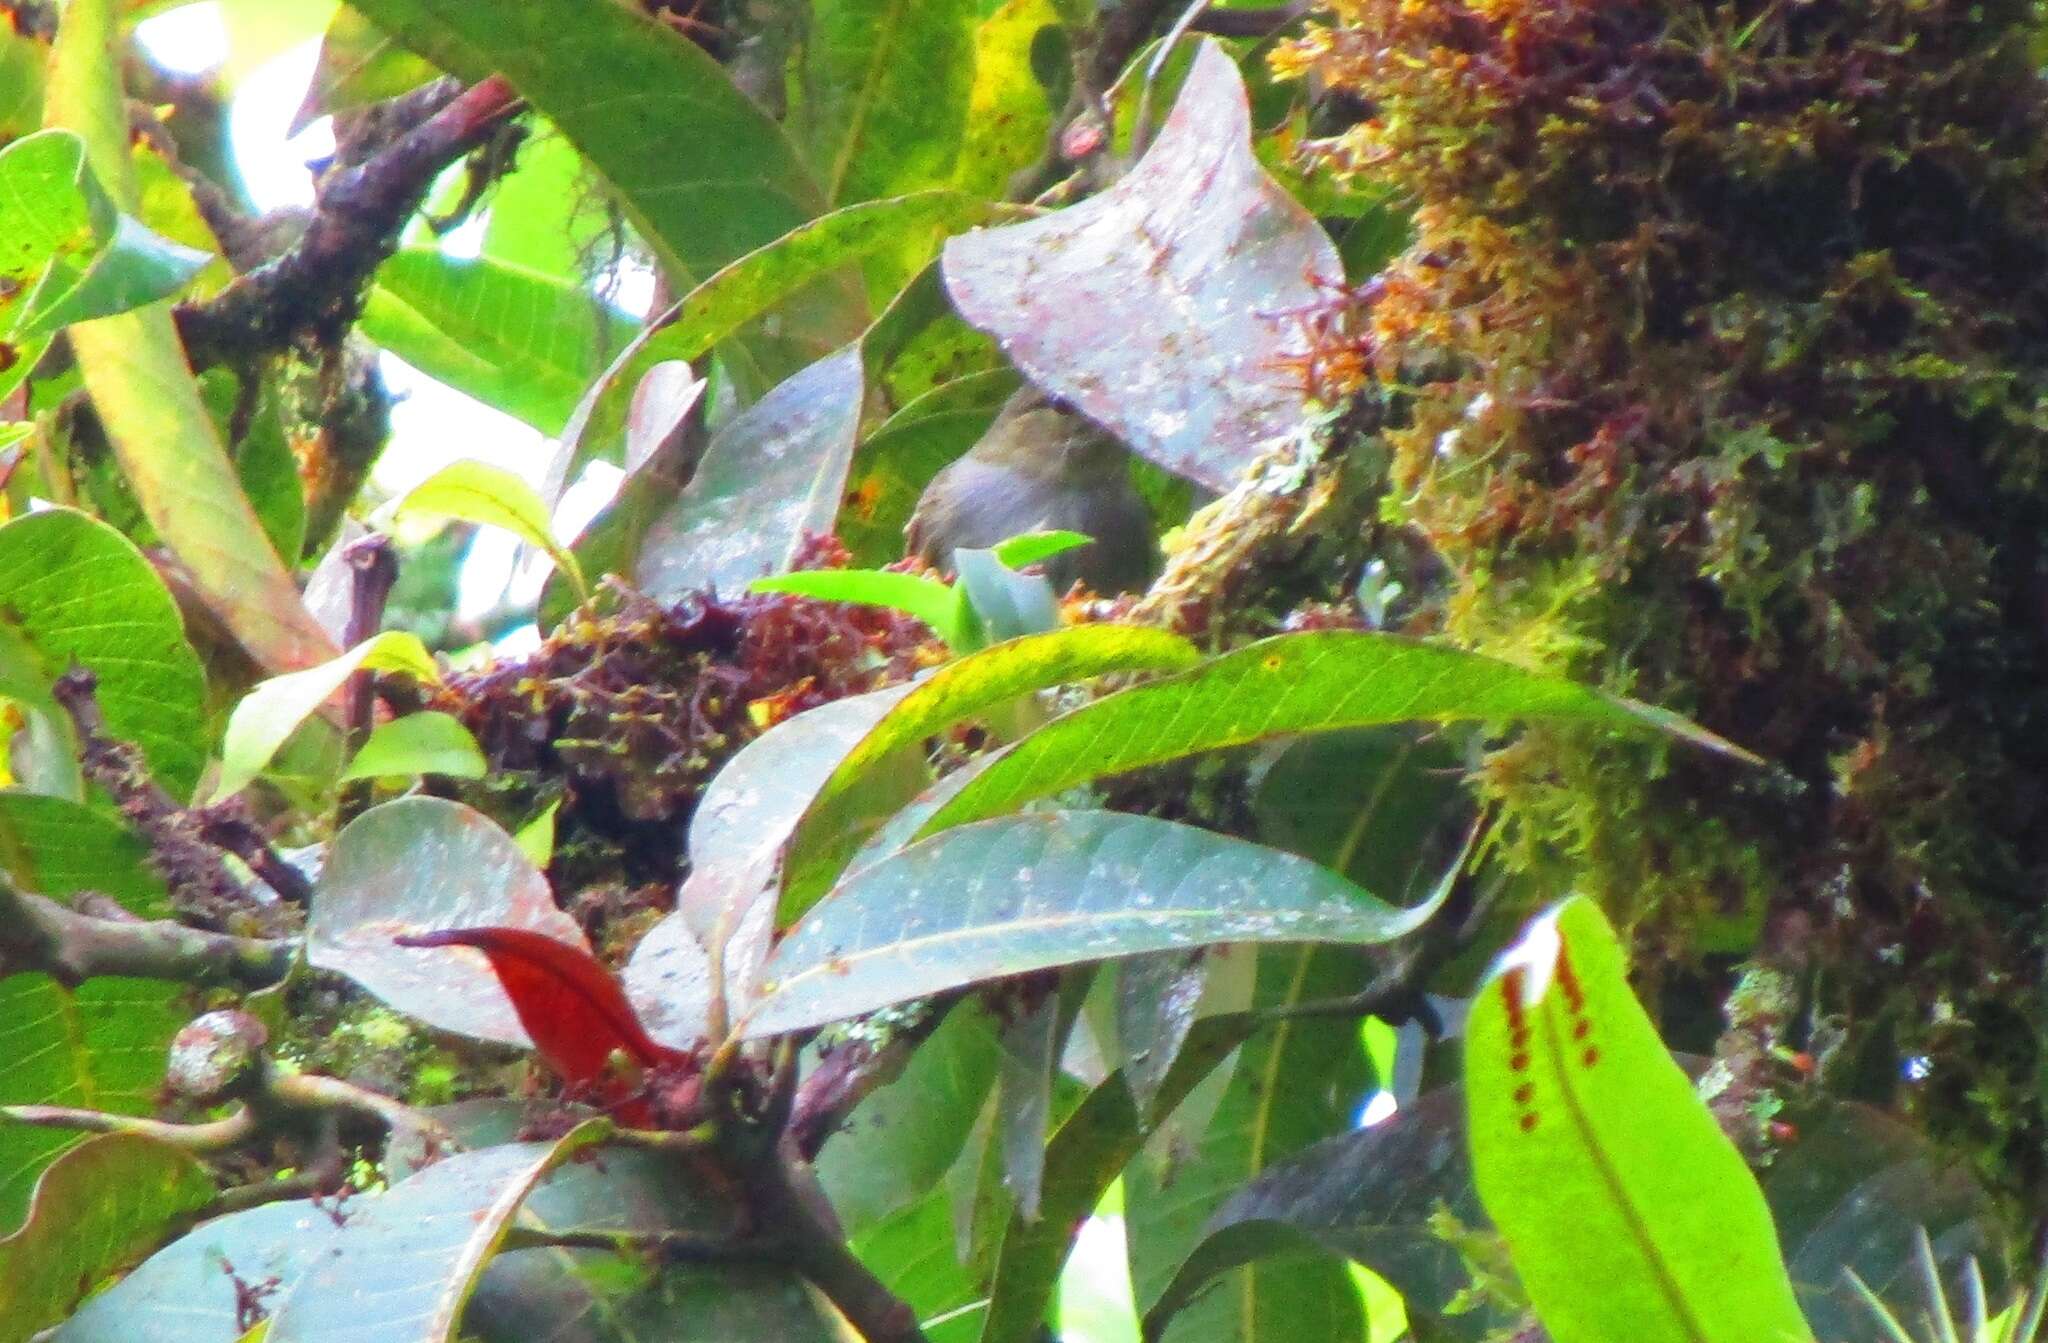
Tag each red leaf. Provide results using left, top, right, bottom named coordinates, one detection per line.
left=396, top=928, right=684, bottom=1118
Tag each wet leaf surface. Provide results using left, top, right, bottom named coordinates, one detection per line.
left=941, top=41, right=1340, bottom=492
left=308, top=797, right=592, bottom=1047
left=746, top=810, right=1442, bottom=1036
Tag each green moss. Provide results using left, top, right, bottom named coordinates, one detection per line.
left=1290, top=0, right=2048, bottom=1203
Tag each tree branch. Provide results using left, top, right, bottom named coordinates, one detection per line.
left=175, top=75, right=523, bottom=371
left=0, top=874, right=288, bottom=989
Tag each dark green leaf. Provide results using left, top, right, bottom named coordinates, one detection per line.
left=745, top=810, right=1442, bottom=1036
left=0, top=1134, right=213, bottom=1340
left=0, top=508, right=207, bottom=800
left=778, top=625, right=1202, bottom=926
left=920, top=630, right=1755, bottom=838
left=1466, top=898, right=1809, bottom=1343
left=0, top=794, right=169, bottom=919
left=803, top=0, right=977, bottom=206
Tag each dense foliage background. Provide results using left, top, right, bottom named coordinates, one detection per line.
left=0, top=2, right=2042, bottom=1341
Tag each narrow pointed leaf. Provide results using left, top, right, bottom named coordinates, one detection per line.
left=265, top=1124, right=609, bottom=1343
left=942, top=41, right=1340, bottom=491
left=919, top=630, right=1756, bottom=838
left=213, top=631, right=442, bottom=803
left=745, top=810, right=1442, bottom=1037
left=778, top=626, right=1202, bottom=926
left=45, top=0, right=336, bottom=676
left=309, top=798, right=593, bottom=1047
left=752, top=568, right=973, bottom=649
left=0, top=1134, right=213, bottom=1341
left=1466, top=898, right=1810, bottom=1343
left=997, top=992, right=1059, bottom=1222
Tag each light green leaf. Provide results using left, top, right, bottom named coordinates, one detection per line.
left=0, top=1134, right=213, bottom=1342
left=15, top=211, right=212, bottom=339
left=478, top=125, right=611, bottom=278
left=44, top=1, right=337, bottom=676
left=511, top=800, right=558, bottom=870
left=920, top=630, right=1758, bottom=838
left=953, top=0, right=1066, bottom=197
left=213, top=631, right=443, bottom=803
left=804, top=0, right=977, bottom=205
left=777, top=626, right=1203, bottom=926
left=1467, top=898, right=1811, bottom=1343
left=751, top=568, right=974, bottom=650
left=0, top=978, right=189, bottom=1235
left=0, top=508, right=208, bottom=800
left=0, top=794, right=170, bottom=918
left=294, top=4, right=439, bottom=132
left=265, top=1124, right=609, bottom=1343
left=992, top=530, right=1092, bottom=569
left=745, top=809, right=1443, bottom=1036
left=339, top=711, right=488, bottom=783
left=360, top=248, right=637, bottom=436
left=396, top=459, right=586, bottom=600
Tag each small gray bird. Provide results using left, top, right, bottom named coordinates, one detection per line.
left=905, top=386, right=1155, bottom=593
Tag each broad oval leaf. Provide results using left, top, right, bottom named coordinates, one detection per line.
left=777, top=626, right=1203, bottom=926
left=0, top=1133, right=213, bottom=1340
left=1466, top=898, right=1811, bottom=1343
left=44, top=2, right=338, bottom=677
left=360, top=249, right=638, bottom=437
left=0, top=977, right=187, bottom=1236
left=632, top=344, right=865, bottom=600
left=0, top=793, right=170, bottom=917
left=624, top=682, right=920, bottom=1045
left=743, top=810, right=1441, bottom=1037
left=308, top=797, right=592, bottom=1047
left=396, top=460, right=585, bottom=599
left=0, top=508, right=207, bottom=800
left=942, top=41, right=1340, bottom=492
left=918, top=630, right=1756, bottom=839
left=266, top=1124, right=608, bottom=1343
left=56, top=1199, right=342, bottom=1343
left=212, top=631, right=443, bottom=803
left=338, top=710, right=488, bottom=783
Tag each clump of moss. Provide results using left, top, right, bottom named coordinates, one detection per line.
left=1285, top=0, right=2048, bottom=1199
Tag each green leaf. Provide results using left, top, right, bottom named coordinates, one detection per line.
left=396, top=459, right=587, bottom=600
left=836, top=383, right=1013, bottom=567
left=359, top=248, right=638, bottom=436
left=0, top=794, right=170, bottom=919
left=751, top=568, right=974, bottom=649
left=199, top=370, right=307, bottom=566
left=0, top=1134, right=213, bottom=1342
left=0, top=508, right=208, bottom=800
left=265, top=1123, right=609, bottom=1343
left=43, top=2, right=337, bottom=677
left=339, top=711, right=488, bottom=783
left=952, top=0, right=1066, bottom=198
left=477, top=124, right=612, bottom=278
left=1466, top=898, right=1811, bottom=1343
left=294, top=4, right=440, bottom=131
left=919, top=630, right=1756, bottom=838
left=0, top=978, right=189, bottom=1234
left=15, top=211, right=212, bottom=339
left=1126, top=947, right=1374, bottom=1343
left=992, top=530, right=1092, bottom=569
left=803, top=0, right=977, bottom=206
left=777, top=626, right=1203, bottom=926
left=953, top=547, right=1060, bottom=645
left=55, top=1199, right=343, bottom=1343
left=978, top=1015, right=1256, bottom=1343
left=744, top=809, right=1443, bottom=1036
left=309, top=797, right=592, bottom=1047
left=813, top=1003, right=1004, bottom=1238
left=561, top=191, right=1008, bottom=497
left=343, top=0, right=859, bottom=376
left=630, top=345, right=865, bottom=600
left=213, top=631, right=442, bottom=803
